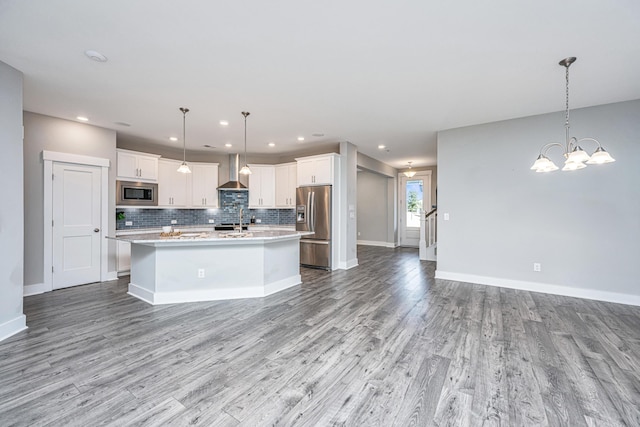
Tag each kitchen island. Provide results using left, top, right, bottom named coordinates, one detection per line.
left=110, top=230, right=309, bottom=305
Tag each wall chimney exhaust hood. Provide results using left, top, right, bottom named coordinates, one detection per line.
left=217, top=153, right=248, bottom=190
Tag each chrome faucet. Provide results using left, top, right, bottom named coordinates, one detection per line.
left=235, top=207, right=244, bottom=231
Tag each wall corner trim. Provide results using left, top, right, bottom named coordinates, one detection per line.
left=434, top=270, right=640, bottom=307
left=0, top=315, right=27, bottom=342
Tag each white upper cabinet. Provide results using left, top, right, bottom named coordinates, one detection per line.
left=116, top=149, right=159, bottom=182
left=191, top=163, right=219, bottom=208
left=248, top=165, right=275, bottom=208
left=158, top=159, right=188, bottom=207
left=296, top=153, right=338, bottom=186
left=275, top=163, right=297, bottom=207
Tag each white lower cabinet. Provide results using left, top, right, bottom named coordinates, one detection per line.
left=158, top=159, right=188, bottom=207
left=275, top=163, right=297, bottom=207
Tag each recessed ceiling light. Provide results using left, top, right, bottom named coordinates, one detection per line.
left=225, top=143, right=232, bottom=147
left=114, top=121, right=131, bottom=127
left=219, top=120, right=229, bottom=126
left=169, top=137, right=178, bottom=142
left=378, top=144, right=386, bottom=149
left=84, top=50, right=107, bottom=62
left=268, top=142, right=276, bottom=147
left=312, top=133, right=324, bottom=137
left=77, top=116, right=89, bottom=122
left=297, top=137, right=305, bottom=141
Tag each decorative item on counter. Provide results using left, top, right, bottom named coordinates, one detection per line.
left=116, top=212, right=126, bottom=220
left=162, top=226, right=173, bottom=233
left=251, top=215, right=256, bottom=224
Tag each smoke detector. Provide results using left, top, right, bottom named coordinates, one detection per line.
left=85, top=50, right=107, bottom=62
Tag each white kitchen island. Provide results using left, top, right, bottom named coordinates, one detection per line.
left=110, top=230, right=309, bottom=305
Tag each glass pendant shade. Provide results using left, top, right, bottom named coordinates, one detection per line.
left=530, top=155, right=558, bottom=173
left=567, top=146, right=590, bottom=163
left=404, top=170, right=416, bottom=178
left=562, top=159, right=587, bottom=171
left=586, top=147, right=616, bottom=164
left=239, top=165, right=252, bottom=175
left=177, top=161, right=191, bottom=174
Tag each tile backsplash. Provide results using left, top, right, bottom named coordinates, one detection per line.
left=117, top=191, right=295, bottom=230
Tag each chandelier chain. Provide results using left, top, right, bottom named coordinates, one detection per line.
left=565, top=64, right=570, bottom=129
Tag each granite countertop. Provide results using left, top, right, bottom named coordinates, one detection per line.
left=116, top=224, right=295, bottom=236
left=109, top=229, right=311, bottom=246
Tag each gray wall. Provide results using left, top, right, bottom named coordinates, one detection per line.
left=23, top=112, right=117, bottom=287
left=0, top=61, right=25, bottom=340
left=437, top=99, right=640, bottom=298
left=357, top=171, right=392, bottom=244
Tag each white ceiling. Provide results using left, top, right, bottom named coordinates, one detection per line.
left=1, top=1, right=639, bottom=168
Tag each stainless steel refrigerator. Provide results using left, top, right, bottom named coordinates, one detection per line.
left=296, top=185, right=331, bottom=269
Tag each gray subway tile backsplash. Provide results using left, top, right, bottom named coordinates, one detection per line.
left=116, top=191, right=295, bottom=230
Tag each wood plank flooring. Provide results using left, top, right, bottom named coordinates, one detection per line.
left=1, top=245, right=640, bottom=426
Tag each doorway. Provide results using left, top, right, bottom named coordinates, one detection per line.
left=398, top=170, right=431, bottom=247
left=43, top=151, right=110, bottom=292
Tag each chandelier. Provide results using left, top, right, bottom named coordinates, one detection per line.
left=530, top=57, right=615, bottom=173
left=403, top=161, right=416, bottom=178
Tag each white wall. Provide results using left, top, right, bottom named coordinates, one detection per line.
left=23, top=112, right=117, bottom=289
left=436, top=99, right=640, bottom=305
left=0, top=61, right=26, bottom=341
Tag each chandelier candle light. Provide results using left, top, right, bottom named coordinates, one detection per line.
left=530, top=57, right=615, bottom=173
left=239, top=111, right=252, bottom=175
left=177, top=107, right=192, bottom=174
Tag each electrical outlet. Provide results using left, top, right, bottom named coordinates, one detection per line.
left=533, top=263, right=541, bottom=272
left=256, top=218, right=262, bottom=223
left=171, top=219, right=177, bottom=224
left=358, top=232, right=361, bottom=236
left=443, top=213, right=450, bottom=221
left=125, top=221, right=133, bottom=226
left=198, top=269, right=205, bottom=278
left=208, top=219, right=215, bottom=224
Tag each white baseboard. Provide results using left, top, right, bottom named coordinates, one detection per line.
left=24, top=283, right=48, bottom=297
left=0, top=314, right=27, bottom=342
left=435, top=270, right=640, bottom=307
left=357, top=240, right=396, bottom=248
left=104, top=271, right=118, bottom=281
left=337, top=258, right=359, bottom=270
left=128, top=275, right=302, bottom=305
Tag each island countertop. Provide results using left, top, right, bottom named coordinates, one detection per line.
left=108, top=229, right=312, bottom=247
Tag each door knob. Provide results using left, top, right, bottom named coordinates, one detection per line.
left=94, top=228, right=100, bottom=232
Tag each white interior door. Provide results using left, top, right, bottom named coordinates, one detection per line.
left=52, top=162, right=102, bottom=289
left=399, top=172, right=431, bottom=247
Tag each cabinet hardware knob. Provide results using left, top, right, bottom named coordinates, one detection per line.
left=94, top=228, right=100, bottom=232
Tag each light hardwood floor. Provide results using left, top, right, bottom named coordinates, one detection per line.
left=1, top=246, right=640, bottom=426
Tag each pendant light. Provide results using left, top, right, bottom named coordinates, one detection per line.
left=530, top=57, right=615, bottom=173
left=239, top=111, right=252, bottom=175
left=177, top=107, right=191, bottom=174
left=403, top=161, right=416, bottom=178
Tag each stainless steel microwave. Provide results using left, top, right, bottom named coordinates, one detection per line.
left=116, top=180, right=158, bottom=206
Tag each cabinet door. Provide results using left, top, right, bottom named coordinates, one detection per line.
left=192, top=163, right=218, bottom=207
left=260, top=167, right=275, bottom=207
left=137, top=155, right=158, bottom=181
left=117, top=240, right=131, bottom=272
left=248, top=166, right=275, bottom=207
left=276, top=164, right=296, bottom=207
left=116, top=151, right=138, bottom=179
left=296, top=159, right=315, bottom=186
left=312, top=156, right=333, bottom=185
left=158, top=159, right=188, bottom=207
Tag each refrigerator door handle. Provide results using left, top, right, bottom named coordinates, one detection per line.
left=300, top=239, right=329, bottom=245
left=310, top=191, right=316, bottom=232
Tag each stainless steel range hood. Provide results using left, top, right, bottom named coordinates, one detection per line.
left=217, top=153, right=248, bottom=190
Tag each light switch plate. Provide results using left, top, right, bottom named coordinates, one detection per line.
left=443, top=213, right=450, bottom=221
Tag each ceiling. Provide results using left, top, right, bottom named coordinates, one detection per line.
left=1, top=1, right=639, bottom=169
